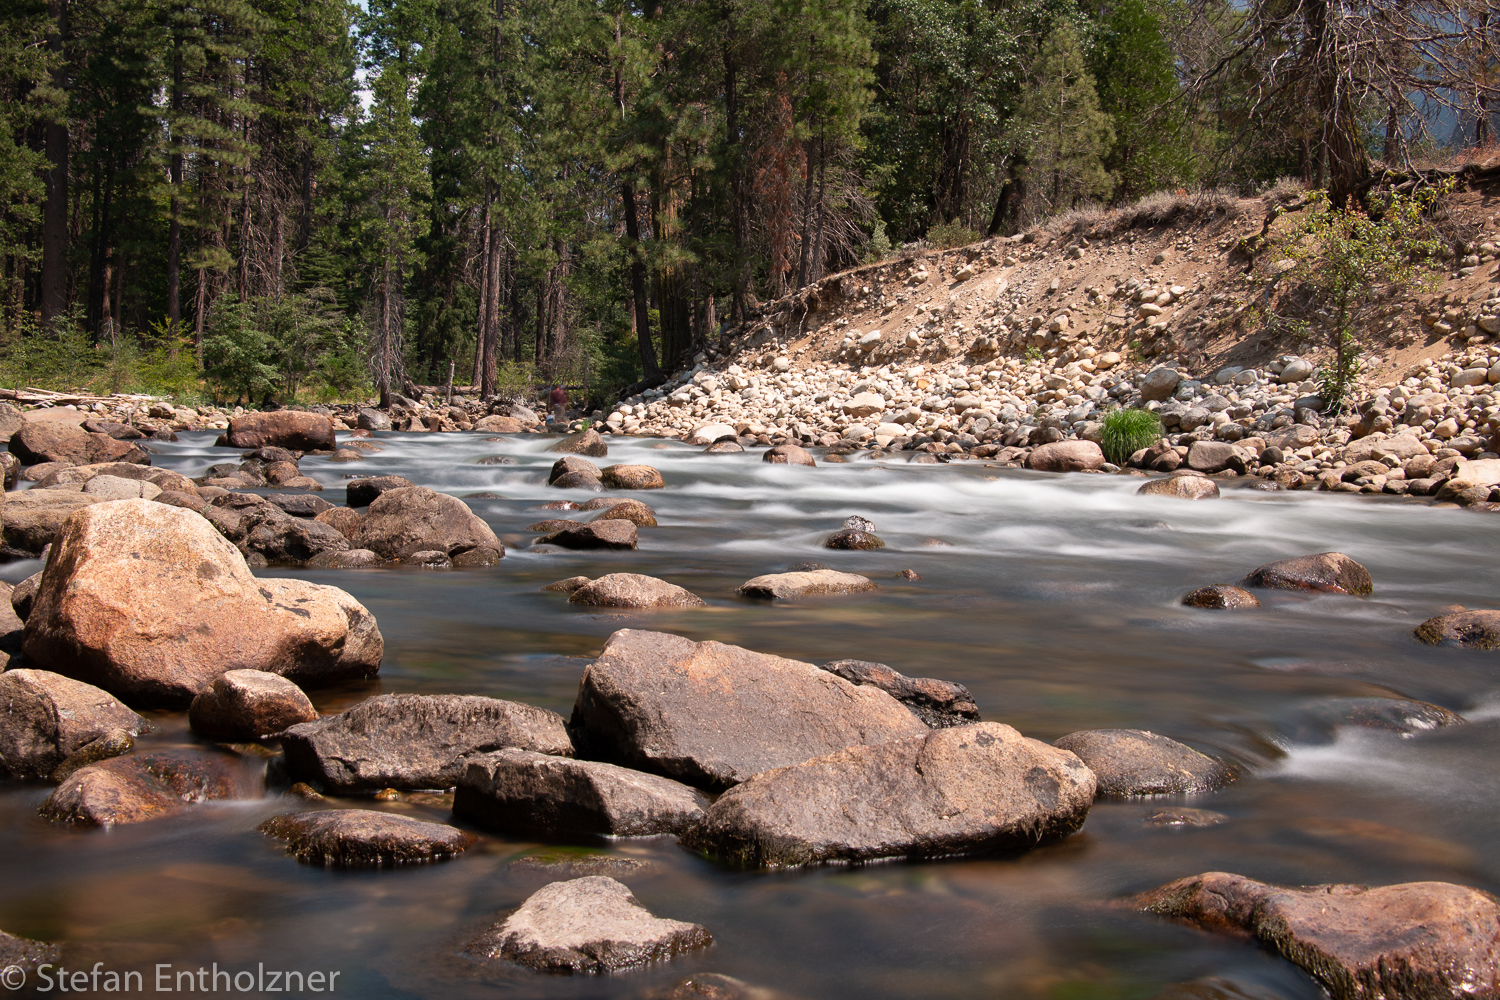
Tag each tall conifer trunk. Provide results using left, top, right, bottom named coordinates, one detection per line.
left=40, top=0, right=70, bottom=329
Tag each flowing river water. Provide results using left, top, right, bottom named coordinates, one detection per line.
left=3, top=431, right=1499, bottom=999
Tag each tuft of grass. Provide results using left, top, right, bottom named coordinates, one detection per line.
left=1100, top=407, right=1163, bottom=465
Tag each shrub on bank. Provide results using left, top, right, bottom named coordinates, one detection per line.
left=1101, top=407, right=1162, bottom=465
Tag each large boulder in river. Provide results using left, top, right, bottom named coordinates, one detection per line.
left=259, top=810, right=476, bottom=867
left=208, top=492, right=351, bottom=564
left=737, top=569, right=876, bottom=600
left=41, top=748, right=263, bottom=826
left=581, top=497, right=658, bottom=527
left=570, top=629, right=929, bottom=791
left=1242, top=552, right=1372, bottom=596
left=1132, top=872, right=1500, bottom=1000
left=682, top=723, right=1095, bottom=868
left=467, top=876, right=712, bottom=973
left=762, top=445, right=816, bottom=467
left=281, top=693, right=573, bottom=794
left=0, top=669, right=147, bottom=780
left=22, top=499, right=383, bottom=708
left=35, top=461, right=195, bottom=494
left=455, top=749, right=710, bottom=837
left=539, top=519, right=637, bottom=550
left=1413, top=610, right=1500, bottom=649
left=10, top=422, right=148, bottom=466
left=188, top=669, right=318, bottom=741
left=1052, top=729, right=1233, bottom=797
left=222, top=411, right=335, bottom=451
left=568, top=574, right=706, bottom=609
left=1185, top=441, right=1248, bottom=474
left=0, top=490, right=101, bottom=556
left=549, top=455, right=601, bottom=485
left=1138, top=475, right=1220, bottom=499
left=350, top=486, right=503, bottom=563
left=550, top=429, right=608, bottom=456
left=601, top=465, right=665, bottom=490
left=820, top=659, right=979, bottom=728
left=1027, top=441, right=1104, bottom=473
left=344, top=475, right=414, bottom=507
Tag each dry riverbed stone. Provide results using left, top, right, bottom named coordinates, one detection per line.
left=1242, top=552, right=1373, bottom=596
left=1132, top=872, right=1500, bottom=1000
left=281, top=693, right=573, bottom=794
left=1052, top=729, right=1233, bottom=797
left=736, top=569, right=876, bottom=600
left=188, top=670, right=319, bottom=741
left=455, top=749, right=710, bottom=837
left=259, top=809, right=476, bottom=867
left=1027, top=440, right=1104, bottom=473
left=1182, top=585, right=1260, bottom=609
left=467, top=876, right=712, bottom=973
left=0, top=669, right=147, bottom=780
left=567, top=574, right=706, bottom=609
left=570, top=629, right=929, bottom=790
left=682, top=722, right=1095, bottom=868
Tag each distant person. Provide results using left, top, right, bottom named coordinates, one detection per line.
left=549, top=384, right=568, bottom=424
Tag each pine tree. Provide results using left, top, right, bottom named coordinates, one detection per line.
left=1018, top=23, right=1114, bottom=213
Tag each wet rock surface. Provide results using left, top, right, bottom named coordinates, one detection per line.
left=188, top=670, right=319, bottom=741
left=823, top=528, right=885, bottom=550
left=1181, top=585, right=1260, bottom=609
left=539, top=519, right=638, bottom=550
left=41, top=748, right=263, bottom=826
left=455, top=749, right=710, bottom=837
left=567, top=574, right=706, bottom=609
left=0, top=669, right=147, bottom=780
left=467, top=876, right=712, bottom=973
left=570, top=630, right=929, bottom=790
left=601, top=464, right=665, bottom=490
left=350, top=486, right=504, bottom=562
left=820, top=659, right=979, bottom=728
left=1242, top=552, right=1373, bottom=596
left=682, top=722, right=1095, bottom=867
left=736, top=569, right=876, bottom=600
left=1138, top=476, right=1220, bottom=500
left=1052, top=729, right=1233, bottom=797
left=1133, top=872, right=1500, bottom=1000
left=549, top=429, right=609, bottom=456
left=762, top=445, right=815, bottom=466
left=581, top=497, right=658, bottom=527
left=344, top=475, right=415, bottom=507
left=0, top=929, right=60, bottom=973
left=1413, top=609, right=1500, bottom=648
left=258, top=809, right=476, bottom=867
left=281, top=693, right=573, bottom=793
left=222, top=411, right=335, bottom=451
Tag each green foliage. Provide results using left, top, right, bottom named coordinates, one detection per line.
left=202, top=295, right=278, bottom=404
left=1019, top=23, right=1115, bottom=213
left=862, top=219, right=893, bottom=263
left=1258, top=185, right=1445, bottom=412
left=926, top=220, right=981, bottom=249
left=1100, top=407, right=1163, bottom=464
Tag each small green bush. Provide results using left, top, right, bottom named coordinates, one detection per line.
left=1100, top=407, right=1162, bottom=465
left=926, top=220, right=981, bottom=249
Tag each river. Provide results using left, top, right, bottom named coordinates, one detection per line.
left=2, top=430, right=1497, bottom=999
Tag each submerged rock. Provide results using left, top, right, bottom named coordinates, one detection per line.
left=1413, top=610, right=1500, bottom=648
left=1142, top=807, right=1229, bottom=828
left=1132, top=872, right=1500, bottom=1000
left=568, top=574, right=706, bottom=609
left=1052, top=729, right=1233, bottom=797
left=1182, top=585, right=1260, bottom=609
left=1242, top=552, right=1373, bottom=596
left=467, top=876, right=712, bottom=973
left=682, top=722, right=1095, bottom=867
left=455, top=749, right=710, bottom=837
left=281, top=693, right=573, bottom=794
left=188, top=670, right=319, bottom=741
left=259, top=809, right=476, bottom=867
left=820, top=659, right=979, bottom=728
left=570, top=629, right=929, bottom=790
left=736, top=569, right=876, bottom=600
left=41, top=748, right=263, bottom=826
left=0, top=669, right=147, bottom=780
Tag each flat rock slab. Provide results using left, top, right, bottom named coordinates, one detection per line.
left=736, top=570, right=876, bottom=600
left=570, top=630, right=928, bottom=790
left=282, top=693, right=573, bottom=794
left=0, top=669, right=147, bottom=780
left=455, top=750, right=709, bottom=837
left=568, top=574, right=705, bottom=609
left=821, top=659, right=979, bottom=728
left=1053, top=729, right=1233, bottom=797
left=1414, top=610, right=1500, bottom=648
left=189, top=669, right=318, bottom=741
left=682, top=722, right=1095, bottom=868
left=1181, top=585, right=1260, bottom=609
left=539, top=520, right=637, bottom=550
left=1242, top=552, right=1372, bottom=596
left=259, top=809, right=476, bottom=867
left=468, top=876, right=712, bottom=973
left=41, top=749, right=264, bottom=826
left=1132, top=872, right=1500, bottom=1000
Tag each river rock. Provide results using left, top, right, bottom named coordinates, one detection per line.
left=601, top=465, right=665, bottom=490
left=539, top=519, right=637, bottom=550
left=188, top=669, right=319, bottom=740
left=0, top=452, right=17, bottom=489
left=22, top=499, right=382, bottom=707
left=542, top=576, right=592, bottom=593
left=1242, top=552, right=1373, bottom=596
left=281, top=693, right=573, bottom=794
left=10, top=572, right=38, bottom=622
left=736, top=569, right=876, bottom=600
left=35, top=461, right=195, bottom=494
left=1181, top=585, right=1260, bottom=609
left=0, top=929, right=59, bottom=973
left=820, top=659, right=980, bottom=728
left=1027, top=441, right=1104, bottom=472
left=705, top=441, right=744, bottom=454
left=41, top=748, right=263, bottom=826
left=474, top=414, right=523, bottom=433
left=823, top=528, right=885, bottom=550
left=49, top=729, right=135, bottom=782
left=1052, top=729, right=1233, bottom=797
left=569, top=629, right=929, bottom=790
left=548, top=455, right=602, bottom=485
left=1132, top=872, right=1500, bottom=1000
left=1138, top=475, right=1220, bottom=499
left=0, top=669, right=147, bottom=780
left=550, top=429, right=608, bottom=456
left=344, top=475, right=414, bottom=507
left=10, top=422, right=148, bottom=466
left=80, top=474, right=161, bottom=501
left=212, top=493, right=351, bottom=564
left=265, top=493, right=333, bottom=518
left=763, top=445, right=816, bottom=466
left=467, top=876, right=712, bottom=973
left=1185, top=442, right=1248, bottom=474
left=350, top=486, right=503, bottom=563
left=313, top=506, right=363, bottom=537
left=1413, top=610, right=1500, bottom=648
left=1344, top=433, right=1429, bottom=464
left=306, top=548, right=382, bottom=569
left=223, top=411, right=335, bottom=451
left=455, top=749, right=710, bottom=837
left=1284, top=698, right=1466, bottom=743
left=356, top=407, right=391, bottom=432
left=258, top=809, right=476, bottom=867
left=1, top=490, right=101, bottom=556
left=682, top=722, right=1095, bottom=867
left=687, top=422, right=738, bottom=445
left=581, top=498, right=657, bottom=527
left=568, top=574, right=706, bottom=609
left=1139, top=368, right=1182, bottom=402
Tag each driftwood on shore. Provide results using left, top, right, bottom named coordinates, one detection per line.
left=0, top=387, right=162, bottom=407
